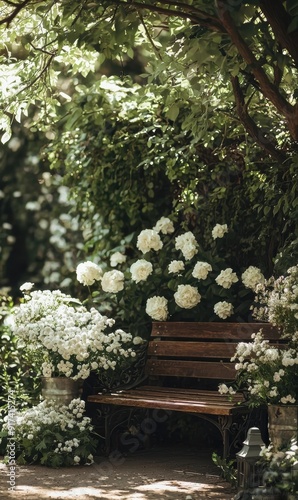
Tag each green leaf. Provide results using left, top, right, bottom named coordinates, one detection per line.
left=166, top=103, right=180, bottom=122
left=36, top=439, right=47, bottom=451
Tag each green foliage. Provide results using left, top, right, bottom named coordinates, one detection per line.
left=1, top=0, right=298, bottom=147
left=0, top=124, right=86, bottom=294
left=212, top=452, right=237, bottom=488
left=0, top=295, right=41, bottom=416
left=45, top=73, right=297, bottom=279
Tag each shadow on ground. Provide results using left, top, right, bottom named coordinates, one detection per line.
left=0, top=444, right=235, bottom=499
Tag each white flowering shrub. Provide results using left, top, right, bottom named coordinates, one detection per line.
left=219, top=265, right=298, bottom=406
left=219, top=329, right=298, bottom=406
left=257, top=438, right=298, bottom=496
left=77, top=217, right=265, bottom=328
left=11, top=287, right=144, bottom=381
left=0, top=399, right=97, bottom=467
left=253, top=264, right=298, bottom=340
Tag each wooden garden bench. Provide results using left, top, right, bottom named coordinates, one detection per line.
left=88, top=321, right=281, bottom=458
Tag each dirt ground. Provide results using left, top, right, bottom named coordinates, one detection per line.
left=0, top=444, right=236, bottom=500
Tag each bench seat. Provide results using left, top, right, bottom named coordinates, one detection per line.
left=89, top=386, right=245, bottom=415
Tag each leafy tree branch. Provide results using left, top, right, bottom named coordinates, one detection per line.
left=260, top=0, right=298, bottom=67
left=231, top=75, right=286, bottom=163
left=216, top=0, right=297, bottom=139
left=0, top=0, right=39, bottom=26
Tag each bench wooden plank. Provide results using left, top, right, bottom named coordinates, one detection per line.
left=151, top=321, right=281, bottom=340
left=148, top=340, right=246, bottom=358
left=134, top=385, right=243, bottom=406
left=88, top=391, right=243, bottom=415
left=97, top=386, right=243, bottom=402
left=145, top=359, right=236, bottom=379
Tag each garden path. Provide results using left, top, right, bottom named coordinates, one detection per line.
left=0, top=444, right=234, bottom=499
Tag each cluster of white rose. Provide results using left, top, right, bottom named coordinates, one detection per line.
left=219, top=330, right=298, bottom=405
left=12, top=285, right=142, bottom=379
left=76, top=217, right=265, bottom=322
left=2, top=399, right=95, bottom=466
left=174, top=231, right=198, bottom=260
left=241, top=265, right=265, bottom=290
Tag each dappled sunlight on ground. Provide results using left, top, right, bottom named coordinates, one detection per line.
left=0, top=445, right=234, bottom=499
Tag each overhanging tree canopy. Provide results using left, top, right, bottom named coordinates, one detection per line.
left=1, top=0, right=298, bottom=155
left=0, top=0, right=297, bottom=280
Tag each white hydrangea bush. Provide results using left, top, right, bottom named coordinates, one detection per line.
left=11, top=289, right=143, bottom=380
left=77, top=217, right=266, bottom=323
left=1, top=399, right=97, bottom=467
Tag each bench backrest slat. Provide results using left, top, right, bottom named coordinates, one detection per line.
left=151, top=322, right=281, bottom=340
left=145, top=359, right=236, bottom=379
left=145, top=322, right=281, bottom=383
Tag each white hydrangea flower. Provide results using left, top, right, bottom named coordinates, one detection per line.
left=215, top=268, right=238, bottom=289
left=130, top=259, right=153, bottom=283
left=175, top=232, right=198, bottom=260
left=241, top=266, right=265, bottom=291
left=146, top=296, right=169, bottom=321
left=153, top=216, right=175, bottom=234
left=192, top=261, right=212, bottom=280
left=101, top=270, right=124, bottom=293
left=212, top=223, right=228, bottom=239
left=168, top=260, right=185, bottom=274
left=174, top=284, right=201, bottom=309
left=137, top=229, right=163, bottom=254
left=214, top=301, right=234, bottom=319
left=76, top=261, right=103, bottom=286
left=110, top=251, right=127, bottom=267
